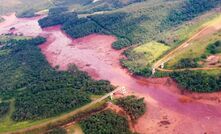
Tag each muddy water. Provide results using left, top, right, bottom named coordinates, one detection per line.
left=1, top=14, right=221, bottom=133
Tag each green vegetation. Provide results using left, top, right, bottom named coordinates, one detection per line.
left=206, top=40, right=221, bottom=55
left=174, top=58, right=199, bottom=69
left=166, top=23, right=221, bottom=68
left=0, top=36, right=113, bottom=123
left=121, top=41, right=170, bottom=76
left=37, top=0, right=220, bottom=49
left=171, top=71, right=221, bottom=92
left=115, top=96, right=146, bottom=120
left=0, top=0, right=89, bottom=17
left=80, top=110, right=132, bottom=134
left=62, top=17, right=109, bottom=38
left=163, top=0, right=221, bottom=27
left=0, top=102, right=10, bottom=118
left=77, top=0, right=145, bottom=14
left=0, top=0, right=51, bottom=16
left=39, top=7, right=77, bottom=28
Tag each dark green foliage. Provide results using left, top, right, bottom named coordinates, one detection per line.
left=174, top=58, right=199, bottom=69
left=45, top=127, right=67, bottom=134
left=115, top=96, right=146, bottom=120
left=62, top=12, right=146, bottom=49
left=121, top=58, right=152, bottom=77
left=85, top=80, right=114, bottom=95
left=80, top=110, right=132, bottom=134
left=12, top=90, right=90, bottom=121
left=0, top=102, right=10, bottom=118
left=163, top=0, right=221, bottom=27
left=62, top=17, right=109, bottom=38
left=171, top=71, right=221, bottom=92
left=0, top=37, right=113, bottom=121
left=11, top=36, right=46, bottom=46
left=133, top=66, right=152, bottom=77
left=112, top=38, right=132, bottom=50
left=38, top=7, right=77, bottom=28
left=206, top=40, right=221, bottom=54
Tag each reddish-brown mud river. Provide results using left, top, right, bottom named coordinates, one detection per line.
left=1, top=14, right=221, bottom=133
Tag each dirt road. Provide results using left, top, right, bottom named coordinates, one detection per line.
left=153, top=16, right=221, bottom=71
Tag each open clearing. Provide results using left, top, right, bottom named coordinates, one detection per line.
left=154, top=14, right=221, bottom=71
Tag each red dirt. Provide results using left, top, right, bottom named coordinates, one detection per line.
left=1, top=13, right=221, bottom=134
left=0, top=13, right=43, bottom=36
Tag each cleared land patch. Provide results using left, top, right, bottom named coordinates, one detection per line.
left=160, top=15, right=221, bottom=69
left=121, top=41, right=170, bottom=75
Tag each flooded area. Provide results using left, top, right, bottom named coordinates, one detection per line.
left=1, top=13, right=221, bottom=134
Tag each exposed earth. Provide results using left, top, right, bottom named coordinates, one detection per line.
left=1, top=13, right=221, bottom=134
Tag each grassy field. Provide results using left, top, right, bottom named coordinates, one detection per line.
left=163, top=12, right=221, bottom=46
left=122, top=41, right=170, bottom=73
left=166, top=15, right=221, bottom=69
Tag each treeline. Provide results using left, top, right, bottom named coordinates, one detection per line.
left=80, top=110, right=132, bottom=134
left=163, top=0, right=221, bottom=27
left=62, top=17, right=109, bottom=38
left=38, top=7, right=77, bottom=28
left=0, top=102, right=10, bottom=118
left=0, top=36, right=113, bottom=121
left=115, top=95, right=146, bottom=120
left=206, top=40, right=221, bottom=55
left=121, top=58, right=152, bottom=77
left=171, top=71, right=221, bottom=92
left=174, top=58, right=199, bottom=69
left=10, top=36, right=46, bottom=46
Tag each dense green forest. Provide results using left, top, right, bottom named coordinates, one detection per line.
left=163, top=0, right=221, bottom=27
left=38, top=0, right=220, bottom=49
left=115, top=96, right=146, bottom=120
left=0, top=36, right=113, bottom=121
left=171, top=71, right=221, bottom=92
left=62, top=17, right=109, bottom=38
left=38, top=7, right=77, bottom=28
left=0, top=102, right=10, bottom=118
left=80, top=110, right=132, bottom=134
